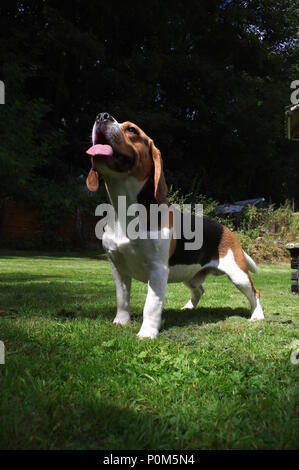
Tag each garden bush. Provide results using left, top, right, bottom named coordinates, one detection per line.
left=168, top=186, right=299, bottom=263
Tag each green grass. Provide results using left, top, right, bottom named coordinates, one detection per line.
left=0, top=251, right=298, bottom=450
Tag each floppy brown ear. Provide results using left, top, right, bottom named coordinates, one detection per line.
left=150, top=140, right=168, bottom=205
left=86, top=168, right=99, bottom=192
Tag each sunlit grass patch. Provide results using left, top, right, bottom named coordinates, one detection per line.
left=0, top=251, right=298, bottom=449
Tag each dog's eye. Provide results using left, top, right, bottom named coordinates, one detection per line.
left=127, top=126, right=138, bottom=135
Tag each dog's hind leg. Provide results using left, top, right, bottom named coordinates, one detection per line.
left=182, top=271, right=207, bottom=310
left=230, top=269, right=264, bottom=321
left=218, top=249, right=264, bottom=321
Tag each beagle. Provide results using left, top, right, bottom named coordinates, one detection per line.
left=86, top=113, right=264, bottom=339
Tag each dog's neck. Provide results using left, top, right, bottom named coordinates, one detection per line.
left=104, top=176, right=146, bottom=214
left=102, top=176, right=147, bottom=238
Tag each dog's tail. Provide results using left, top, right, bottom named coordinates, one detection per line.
left=243, top=251, right=258, bottom=274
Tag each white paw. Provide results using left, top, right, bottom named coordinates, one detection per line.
left=249, top=308, right=265, bottom=321
left=113, top=313, right=130, bottom=325
left=137, top=325, right=159, bottom=339
left=181, top=300, right=195, bottom=310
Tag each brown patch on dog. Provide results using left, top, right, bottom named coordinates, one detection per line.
left=86, top=168, right=99, bottom=192
left=119, top=122, right=154, bottom=182
left=248, top=273, right=258, bottom=295
left=115, top=124, right=168, bottom=205
left=216, top=226, right=248, bottom=271
left=149, top=140, right=168, bottom=205
left=215, top=225, right=259, bottom=295
left=130, top=146, right=153, bottom=181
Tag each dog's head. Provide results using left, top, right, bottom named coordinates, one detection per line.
left=86, top=113, right=168, bottom=204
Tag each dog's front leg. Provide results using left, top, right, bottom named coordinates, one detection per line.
left=110, top=261, right=131, bottom=325
left=137, top=264, right=169, bottom=339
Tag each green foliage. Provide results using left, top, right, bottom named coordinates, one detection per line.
left=27, top=177, right=106, bottom=248
left=0, top=61, right=67, bottom=200
left=0, top=94, right=53, bottom=199
left=239, top=203, right=294, bottom=236
left=0, top=0, right=299, bottom=208
left=236, top=203, right=299, bottom=262
left=293, top=213, right=299, bottom=233
left=168, top=184, right=218, bottom=217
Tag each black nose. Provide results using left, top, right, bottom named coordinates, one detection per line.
left=96, top=112, right=114, bottom=123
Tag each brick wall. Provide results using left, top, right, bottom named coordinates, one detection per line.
left=0, top=200, right=99, bottom=249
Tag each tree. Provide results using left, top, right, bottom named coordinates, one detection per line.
left=0, top=0, right=298, bottom=206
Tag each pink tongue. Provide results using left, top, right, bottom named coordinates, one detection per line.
left=86, top=144, right=113, bottom=158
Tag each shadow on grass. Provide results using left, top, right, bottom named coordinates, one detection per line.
left=0, top=271, right=116, bottom=321
left=0, top=273, right=251, bottom=326
left=2, top=318, right=298, bottom=449
left=0, top=267, right=252, bottom=327
left=53, top=304, right=116, bottom=321
left=54, top=305, right=252, bottom=327
left=0, top=397, right=171, bottom=450
left=162, top=306, right=250, bottom=331
left=0, top=322, right=171, bottom=449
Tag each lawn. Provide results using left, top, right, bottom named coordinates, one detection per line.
left=0, top=251, right=298, bottom=450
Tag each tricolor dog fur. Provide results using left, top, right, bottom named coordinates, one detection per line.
left=86, top=113, right=264, bottom=339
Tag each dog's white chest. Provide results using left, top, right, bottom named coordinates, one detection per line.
left=102, top=226, right=170, bottom=283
